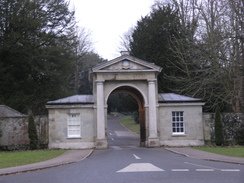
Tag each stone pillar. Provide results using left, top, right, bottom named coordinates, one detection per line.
left=147, top=79, right=160, bottom=147
left=96, top=80, right=108, bottom=149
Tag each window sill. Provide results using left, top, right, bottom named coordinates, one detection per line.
left=172, top=134, right=186, bottom=137
left=67, top=137, right=81, bottom=139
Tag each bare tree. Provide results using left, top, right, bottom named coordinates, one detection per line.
left=120, top=0, right=243, bottom=112
left=119, top=27, right=134, bottom=52
left=72, top=26, right=93, bottom=93
left=197, top=0, right=243, bottom=112
left=227, top=0, right=244, bottom=112
left=167, top=0, right=243, bottom=112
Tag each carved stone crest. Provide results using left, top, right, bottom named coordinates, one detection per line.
left=122, top=60, right=130, bottom=69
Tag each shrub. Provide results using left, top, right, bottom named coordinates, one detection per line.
left=133, top=111, right=140, bottom=124
left=223, top=113, right=243, bottom=145
left=235, top=123, right=244, bottom=145
left=214, top=106, right=224, bottom=146
left=28, top=113, right=39, bottom=150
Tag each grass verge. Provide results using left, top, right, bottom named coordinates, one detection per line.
left=0, top=150, right=66, bottom=169
left=120, top=116, right=140, bottom=134
left=193, top=147, right=244, bottom=158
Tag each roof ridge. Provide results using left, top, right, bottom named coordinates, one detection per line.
left=0, top=105, right=26, bottom=117
left=158, top=93, right=203, bottom=102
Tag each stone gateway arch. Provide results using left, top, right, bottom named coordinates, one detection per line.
left=46, top=52, right=206, bottom=149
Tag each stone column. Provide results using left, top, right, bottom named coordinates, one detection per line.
left=96, top=80, right=107, bottom=149
left=147, top=79, right=160, bottom=147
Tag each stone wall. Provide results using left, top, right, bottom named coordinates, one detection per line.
left=0, top=117, right=29, bottom=150
left=203, top=113, right=244, bottom=145
left=0, top=115, right=48, bottom=150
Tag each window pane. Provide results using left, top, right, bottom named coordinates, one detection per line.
left=172, top=111, right=184, bottom=134
left=68, top=114, right=80, bottom=137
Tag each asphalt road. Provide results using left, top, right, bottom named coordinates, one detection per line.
left=1, top=117, right=243, bottom=183
left=108, top=116, right=140, bottom=148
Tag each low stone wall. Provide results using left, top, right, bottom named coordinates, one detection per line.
left=203, top=113, right=244, bottom=145
left=0, top=115, right=48, bottom=151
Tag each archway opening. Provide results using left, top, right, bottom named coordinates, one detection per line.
left=107, top=86, right=146, bottom=147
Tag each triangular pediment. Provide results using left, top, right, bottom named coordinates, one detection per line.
left=92, top=54, right=162, bottom=73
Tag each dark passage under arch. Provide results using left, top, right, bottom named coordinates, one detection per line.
left=108, top=86, right=146, bottom=146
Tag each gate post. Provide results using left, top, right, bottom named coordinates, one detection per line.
left=96, top=80, right=108, bottom=149
left=147, top=79, right=160, bottom=147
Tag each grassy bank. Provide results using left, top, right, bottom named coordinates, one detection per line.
left=0, top=150, right=66, bottom=169
left=193, top=147, right=244, bottom=158
left=120, top=116, right=140, bottom=134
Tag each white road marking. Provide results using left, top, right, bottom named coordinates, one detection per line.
left=109, top=137, right=114, bottom=141
left=221, top=169, right=240, bottom=172
left=109, top=133, right=113, bottom=135
left=185, top=162, right=218, bottom=170
left=110, top=146, right=122, bottom=150
left=185, top=162, right=241, bottom=172
left=172, top=169, right=189, bottom=171
left=117, top=163, right=164, bottom=173
left=133, top=154, right=141, bottom=159
left=114, top=131, right=138, bottom=137
left=196, top=169, right=214, bottom=171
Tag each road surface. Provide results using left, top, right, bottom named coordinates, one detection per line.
left=1, top=116, right=243, bottom=183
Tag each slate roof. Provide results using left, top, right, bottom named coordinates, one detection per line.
left=0, top=105, right=26, bottom=117
left=158, top=93, right=203, bottom=103
left=47, top=95, right=94, bottom=104
left=46, top=93, right=202, bottom=105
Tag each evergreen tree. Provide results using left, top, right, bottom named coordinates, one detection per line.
left=0, top=0, right=78, bottom=114
left=214, top=106, right=224, bottom=146
left=129, top=5, right=183, bottom=93
left=28, top=113, right=39, bottom=150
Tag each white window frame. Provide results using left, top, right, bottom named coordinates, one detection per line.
left=172, top=111, right=185, bottom=135
left=67, top=113, right=81, bottom=138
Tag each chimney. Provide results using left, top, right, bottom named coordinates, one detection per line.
left=120, top=51, right=130, bottom=56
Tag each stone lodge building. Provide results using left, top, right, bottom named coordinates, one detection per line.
left=46, top=52, right=206, bottom=149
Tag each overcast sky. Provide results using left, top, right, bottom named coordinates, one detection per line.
left=70, top=0, right=155, bottom=60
